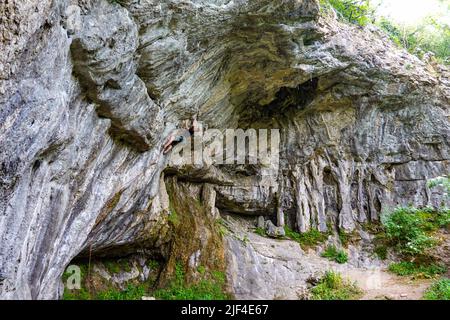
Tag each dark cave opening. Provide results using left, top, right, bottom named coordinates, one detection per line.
left=239, top=77, right=319, bottom=124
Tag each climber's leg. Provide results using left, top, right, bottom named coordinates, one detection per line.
left=163, top=144, right=173, bottom=155
left=163, top=135, right=184, bottom=154
left=163, top=135, right=175, bottom=153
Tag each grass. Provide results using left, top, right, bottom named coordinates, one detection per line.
left=310, top=271, right=362, bottom=300
left=284, top=226, right=329, bottom=248
left=216, top=219, right=229, bottom=237
left=254, top=227, right=266, bottom=237
left=168, top=206, right=180, bottom=226
left=64, top=284, right=147, bottom=300
left=62, top=260, right=148, bottom=300
left=197, top=266, right=206, bottom=275
left=423, top=278, right=450, bottom=300
left=153, top=263, right=229, bottom=300
left=63, top=261, right=229, bottom=300
left=321, top=245, right=348, bottom=264
left=388, top=261, right=447, bottom=279
left=96, top=284, right=146, bottom=300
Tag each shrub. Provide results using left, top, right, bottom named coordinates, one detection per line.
left=423, top=278, right=450, bottom=300
left=310, top=271, right=362, bottom=300
left=320, top=1, right=450, bottom=65
left=284, top=226, right=329, bottom=248
left=388, top=261, right=446, bottom=279
left=381, top=207, right=438, bottom=256
left=321, top=0, right=374, bottom=26
left=376, top=12, right=450, bottom=65
left=374, top=245, right=388, bottom=260
left=321, top=245, right=348, bottom=264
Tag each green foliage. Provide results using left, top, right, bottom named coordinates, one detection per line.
left=168, top=206, right=180, bottom=226
left=377, top=17, right=450, bottom=65
left=197, top=265, right=206, bottom=275
left=339, top=231, right=350, bottom=246
left=388, top=261, right=447, bottom=279
left=338, top=230, right=359, bottom=247
left=321, top=245, right=348, bottom=264
left=153, top=263, right=229, bottom=300
left=380, top=207, right=447, bottom=256
left=62, top=259, right=229, bottom=300
left=311, top=271, right=362, bottom=300
left=63, top=288, right=91, bottom=300
left=104, top=259, right=132, bottom=274
left=428, top=176, right=450, bottom=199
left=96, top=284, right=146, bottom=300
left=104, top=261, right=120, bottom=274
left=254, top=227, right=266, bottom=237
left=284, top=226, right=329, bottom=248
left=147, top=260, right=160, bottom=270
left=320, top=1, right=450, bottom=64
left=321, top=0, right=374, bottom=26
left=216, top=219, right=229, bottom=237
left=374, top=245, right=388, bottom=260
left=63, top=279, right=147, bottom=300
left=423, top=278, right=450, bottom=300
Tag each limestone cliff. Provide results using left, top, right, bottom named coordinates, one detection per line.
left=0, top=0, right=448, bottom=299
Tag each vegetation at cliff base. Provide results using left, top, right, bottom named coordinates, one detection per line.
left=310, top=271, right=362, bottom=300
left=381, top=206, right=449, bottom=256
left=254, top=227, right=266, bottom=237
left=321, top=245, right=349, bottom=264
left=284, top=225, right=329, bottom=248
left=379, top=206, right=449, bottom=278
left=388, top=261, right=446, bottom=278
left=153, top=263, right=229, bottom=300
left=62, top=259, right=229, bottom=300
left=423, top=278, right=450, bottom=300
left=373, top=245, right=388, bottom=260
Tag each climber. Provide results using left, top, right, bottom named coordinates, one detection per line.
left=163, top=117, right=199, bottom=155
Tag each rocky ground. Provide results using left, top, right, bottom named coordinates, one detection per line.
left=224, top=215, right=442, bottom=300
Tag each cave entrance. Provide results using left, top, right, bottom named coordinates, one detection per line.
left=238, top=77, right=319, bottom=125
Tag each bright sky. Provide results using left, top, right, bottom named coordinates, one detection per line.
left=373, top=0, right=449, bottom=26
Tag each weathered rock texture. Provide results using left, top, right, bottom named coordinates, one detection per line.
left=0, top=0, right=449, bottom=299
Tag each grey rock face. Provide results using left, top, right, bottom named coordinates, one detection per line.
left=0, top=0, right=449, bottom=299
left=70, top=1, right=163, bottom=151
left=264, top=220, right=285, bottom=238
